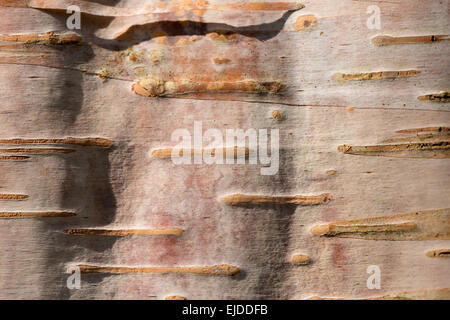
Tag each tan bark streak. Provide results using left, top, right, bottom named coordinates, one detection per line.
left=418, top=92, right=450, bottom=103
left=0, top=211, right=76, bottom=218
left=0, top=148, right=76, bottom=154
left=338, top=142, right=450, bottom=158
left=426, top=249, right=450, bottom=258
left=132, top=79, right=284, bottom=97
left=396, top=127, right=450, bottom=134
left=75, top=264, right=241, bottom=276
left=292, top=254, right=311, bottom=265
left=309, top=288, right=450, bottom=300
left=0, top=155, right=30, bottom=161
left=310, top=208, right=450, bottom=240
left=64, top=228, right=185, bottom=236
left=151, top=147, right=249, bottom=159
left=0, top=194, right=28, bottom=200
left=332, top=70, right=420, bottom=81
left=372, top=35, right=450, bottom=46
left=165, top=296, right=187, bottom=300
left=0, top=137, right=112, bottom=148
left=0, top=32, right=81, bottom=45
left=220, top=193, right=333, bottom=206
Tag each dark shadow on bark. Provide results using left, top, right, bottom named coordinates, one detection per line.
left=252, top=204, right=296, bottom=299
left=224, top=146, right=296, bottom=299
left=39, top=9, right=298, bottom=51
left=39, top=146, right=118, bottom=299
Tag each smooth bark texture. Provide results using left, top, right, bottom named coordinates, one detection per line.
left=0, top=0, right=449, bottom=299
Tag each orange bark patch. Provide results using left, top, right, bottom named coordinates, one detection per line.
left=294, top=15, right=317, bottom=30
left=213, top=2, right=304, bottom=11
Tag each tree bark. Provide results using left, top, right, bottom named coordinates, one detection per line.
left=0, top=0, right=448, bottom=299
